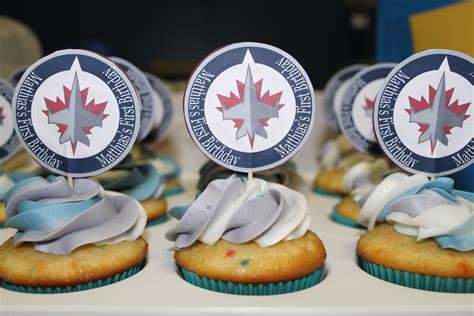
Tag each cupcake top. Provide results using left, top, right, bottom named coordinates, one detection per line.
left=95, top=155, right=164, bottom=202
left=318, top=135, right=354, bottom=170
left=341, top=158, right=390, bottom=199
left=357, top=173, right=474, bottom=251
left=5, top=176, right=147, bottom=255
left=131, top=146, right=180, bottom=181
left=166, top=176, right=311, bottom=250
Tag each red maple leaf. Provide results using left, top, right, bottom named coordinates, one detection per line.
left=406, top=85, right=470, bottom=138
left=43, top=85, right=108, bottom=154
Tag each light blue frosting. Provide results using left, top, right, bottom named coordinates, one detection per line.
left=99, top=162, right=164, bottom=202
left=360, top=175, right=474, bottom=251
left=5, top=176, right=144, bottom=255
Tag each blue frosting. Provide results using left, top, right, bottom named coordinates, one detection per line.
left=376, top=176, right=474, bottom=251
left=99, top=163, right=164, bottom=201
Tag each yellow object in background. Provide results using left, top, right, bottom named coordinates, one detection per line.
left=410, top=1, right=474, bottom=56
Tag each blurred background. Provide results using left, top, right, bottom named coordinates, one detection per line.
left=1, top=0, right=470, bottom=88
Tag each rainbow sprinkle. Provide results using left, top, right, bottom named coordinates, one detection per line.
left=226, top=249, right=236, bottom=257
left=240, top=259, right=250, bottom=266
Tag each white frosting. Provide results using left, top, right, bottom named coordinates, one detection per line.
left=357, top=173, right=429, bottom=229
left=199, top=179, right=310, bottom=247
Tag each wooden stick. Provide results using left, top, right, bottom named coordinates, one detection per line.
left=68, top=176, right=74, bottom=189
left=248, top=172, right=253, bottom=183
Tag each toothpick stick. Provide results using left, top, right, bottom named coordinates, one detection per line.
left=248, top=172, right=253, bottom=183
left=68, top=176, right=74, bottom=189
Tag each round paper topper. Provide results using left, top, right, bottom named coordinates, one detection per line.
left=0, top=79, right=21, bottom=163
left=13, top=49, right=141, bottom=177
left=323, top=64, right=366, bottom=133
left=339, top=63, right=396, bottom=154
left=184, top=42, right=315, bottom=173
left=145, top=72, right=174, bottom=142
left=374, top=49, right=473, bottom=176
left=110, top=57, right=155, bottom=142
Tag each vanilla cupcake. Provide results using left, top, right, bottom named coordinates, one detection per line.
left=314, top=135, right=373, bottom=196
left=331, top=158, right=391, bottom=228
left=356, top=173, right=473, bottom=293
left=0, top=176, right=148, bottom=293
left=166, top=176, right=326, bottom=295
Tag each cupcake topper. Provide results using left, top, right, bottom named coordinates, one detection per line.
left=323, top=64, right=367, bottom=133
left=338, top=63, right=396, bottom=155
left=0, top=79, right=21, bottom=163
left=12, top=49, right=141, bottom=179
left=144, top=72, right=174, bottom=142
left=109, top=57, right=155, bottom=142
left=374, top=49, right=473, bottom=177
left=183, top=42, right=315, bottom=178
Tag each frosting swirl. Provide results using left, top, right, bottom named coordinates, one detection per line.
left=96, top=155, right=164, bottom=201
left=166, top=176, right=311, bottom=249
left=318, top=136, right=353, bottom=170
left=5, top=176, right=146, bottom=255
left=357, top=173, right=474, bottom=251
left=341, top=159, right=390, bottom=200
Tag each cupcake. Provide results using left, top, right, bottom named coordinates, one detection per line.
left=331, top=158, right=391, bottom=228
left=166, top=176, right=326, bottom=295
left=131, top=146, right=183, bottom=196
left=96, top=154, right=168, bottom=227
left=0, top=176, right=148, bottom=293
left=197, top=160, right=306, bottom=193
left=313, top=148, right=374, bottom=197
left=356, top=173, right=473, bottom=293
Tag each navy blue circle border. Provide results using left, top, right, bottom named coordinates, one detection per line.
left=12, top=50, right=140, bottom=177
left=184, top=43, right=315, bottom=172
left=374, top=51, right=474, bottom=176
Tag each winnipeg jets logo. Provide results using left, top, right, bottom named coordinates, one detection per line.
left=406, top=72, right=470, bottom=154
left=13, top=49, right=140, bottom=177
left=0, top=107, right=4, bottom=126
left=217, top=66, right=283, bottom=149
left=374, top=50, right=473, bottom=176
left=184, top=42, right=314, bottom=173
left=44, top=72, right=108, bottom=154
left=363, top=97, right=375, bottom=117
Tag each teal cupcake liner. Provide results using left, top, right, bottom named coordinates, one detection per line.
left=0, top=222, right=4, bottom=229
left=145, top=214, right=168, bottom=227
left=179, top=265, right=324, bottom=295
left=163, top=185, right=184, bottom=197
left=359, top=257, right=473, bottom=293
left=312, top=186, right=342, bottom=197
left=331, top=206, right=364, bottom=229
left=1, top=260, right=145, bottom=294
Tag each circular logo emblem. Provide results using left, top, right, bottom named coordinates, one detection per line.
left=374, top=49, right=473, bottom=176
left=323, top=64, right=366, bottom=133
left=184, top=42, right=315, bottom=173
left=8, top=64, right=29, bottom=87
left=13, top=49, right=141, bottom=177
left=145, top=72, right=174, bottom=142
left=339, top=63, right=396, bottom=154
left=0, top=79, right=20, bottom=163
left=110, top=57, right=154, bottom=142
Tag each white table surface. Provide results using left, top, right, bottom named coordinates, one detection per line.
left=1, top=89, right=472, bottom=315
